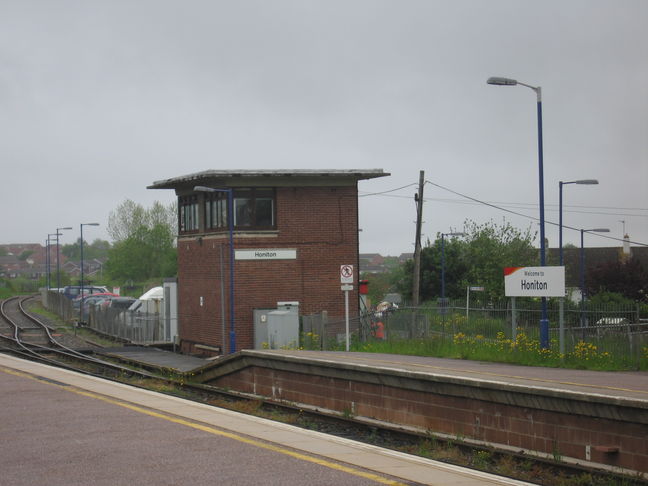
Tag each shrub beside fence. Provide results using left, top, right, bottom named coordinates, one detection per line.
left=305, top=299, right=648, bottom=369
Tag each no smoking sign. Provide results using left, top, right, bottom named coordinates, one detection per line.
left=340, top=264, right=354, bottom=284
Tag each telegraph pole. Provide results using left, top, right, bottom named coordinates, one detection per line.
left=411, top=170, right=424, bottom=307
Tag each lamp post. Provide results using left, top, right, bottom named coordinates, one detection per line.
left=441, top=232, right=465, bottom=302
left=559, top=180, right=598, bottom=265
left=194, top=185, right=236, bottom=354
left=47, top=233, right=61, bottom=289
left=56, top=226, right=73, bottom=290
left=558, top=179, right=598, bottom=355
left=80, top=223, right=100, bottom=324
left=45, top=237, right=51, bottom=289
left=580, top=228, right=609, bottom=327
left=487, top=76, right=549, bottom=349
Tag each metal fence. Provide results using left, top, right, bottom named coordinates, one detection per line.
left=87, top=305, right=164, bottom=344
left=303, top=299, right=648, bottom=364
left=42, top=290, right=164, bottom=345
left=41, top=289, right=76, bottom=322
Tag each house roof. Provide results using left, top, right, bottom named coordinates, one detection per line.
left=148, top=169, right=390, bottom=191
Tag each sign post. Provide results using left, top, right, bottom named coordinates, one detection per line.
left=504, top=266, right=565, bottom=349
left=340, top=265, right=354, bottom=351
left=466, top=286, right=484, bottom=320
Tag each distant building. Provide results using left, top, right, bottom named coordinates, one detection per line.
left=398, top=253, right=413, bottom=263
left=359, top=253, right=384, bottom=266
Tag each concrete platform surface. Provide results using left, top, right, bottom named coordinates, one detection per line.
left=98, top=346, right=208, bottom=373
left=0, top=353, right=534, bottom=486
left=245, top=350, right=648, bottom=403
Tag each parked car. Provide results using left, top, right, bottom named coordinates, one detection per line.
left=128, top=287, right=164, bottom=314
left=102, top=296, right=137, bottom=310
left=62, top=285, right=109, bottom=300
left=74, top=292, right=119, bottom=311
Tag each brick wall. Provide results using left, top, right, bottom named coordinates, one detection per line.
left=178, top=186, right=360, bottom=354
left=213, top=364, right=648, bottom=474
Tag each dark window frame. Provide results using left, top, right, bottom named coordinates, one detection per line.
left=179, top=195, right=199, bottom=233
left=199, top=187, right=276, bottom=233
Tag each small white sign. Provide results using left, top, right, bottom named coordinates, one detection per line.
left=341, top=284, right=353, bottom=291
left=235, top=249, right=297, bottom=260
left=340, top=264, right=354, bottom=284
left=504, top=266, right=565, bottom=297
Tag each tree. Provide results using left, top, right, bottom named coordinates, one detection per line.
left=397, top=237, right=467, bottom=303
left=586, top=257, right=648, bottom=302
left=104, top=200, right=177, bottom=282
left=361, top=265, right=407, bottom=308
left=62, top=238, right=111, bottom=261
left=107, top=199, right=176, bottom=243
left=397, top=219, right=537, bottom=303
left=459, top=219, right=537, bottom=301
left=107, top=199, right=148, bottom=242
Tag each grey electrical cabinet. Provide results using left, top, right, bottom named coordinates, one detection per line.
left=254, top=302, right=300, bottom=349
left=253, top=308, right=274, bottom=349
left=267, top=309, right=299, bottom=349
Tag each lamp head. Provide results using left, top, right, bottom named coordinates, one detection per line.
left=487, top=76, right=517, bottom=86
left=194, top=185, right=216, bottom=193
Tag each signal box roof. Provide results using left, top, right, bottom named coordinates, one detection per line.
left=148, top=169, right=389, bottom=191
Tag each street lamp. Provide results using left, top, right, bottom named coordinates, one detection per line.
left=580, top=228, right=609, bottom=327
left=559, top=180, right=598, bottom=265
left=441, top=232, right=465, bottom=303
left=557, top=180, right=598, bottom=355
left=45, top=236, right=51, bottom=289
left=80, top=223, right=100, bottom=324
left=488, top=75, right=549, bottom=349
left=56, top=226, right=73, bottom=290
left=194, top=185, right=236, bottom=354
left=47, top=233, right=61, bottom=289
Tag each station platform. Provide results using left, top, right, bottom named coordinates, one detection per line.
left=191, top=349, right=648, bottom=476
left=82, top=346, right=648, bottom=475
left=198, top=349, right=648, bottom=403
left=95, top=347, right=648, bottom=405
left=0, top=353, right=532, bottom=486
left=97, top=346, right=209, bottom=373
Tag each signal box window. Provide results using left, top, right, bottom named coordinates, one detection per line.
left=234, top=189, right=275, bottom=229
left=179, top=195, right=199, bottom=233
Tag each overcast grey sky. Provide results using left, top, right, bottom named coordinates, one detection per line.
left=1, top=0, right=646, bottom=255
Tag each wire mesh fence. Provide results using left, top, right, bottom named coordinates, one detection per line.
left=42, top=289, right=164, bottom=344
left=304, top=299, right=648, bottom=367
left=87, top=305, right=164, bottom=344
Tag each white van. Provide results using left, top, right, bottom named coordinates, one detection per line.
left=128, top=286, right=164, bottom=314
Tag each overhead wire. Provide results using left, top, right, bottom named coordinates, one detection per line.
left=358, top=180, right=648, bottom=247
left=358, top=183, right=418, bottom=197
left=424, top=179, right=648, bottom=247
left=359, top=191, right=647, bottom=218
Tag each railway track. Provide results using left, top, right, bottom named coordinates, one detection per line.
left=0, top=295, right=158, bottom=379
left=1, top=295, right=52, bottom=347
